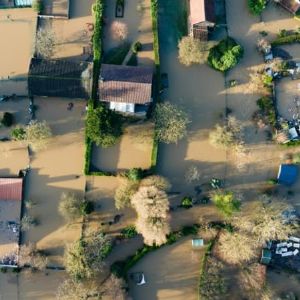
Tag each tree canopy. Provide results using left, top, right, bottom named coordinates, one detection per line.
left=207, top=37, right=243, bottom=72
left=86, top=106, right=123, bottom=148
left=154, top=102, right=189, bottom=144
left=248, top=0, right=267, bottom=15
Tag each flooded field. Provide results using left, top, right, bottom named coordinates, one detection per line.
left=0, top=8, right=36, bottom=95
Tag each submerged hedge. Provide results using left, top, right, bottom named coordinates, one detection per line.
left=271, top=34, right=300, bottom=46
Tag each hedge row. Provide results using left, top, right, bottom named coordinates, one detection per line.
left=150, top=0, right=160, bottom=172
left=271, top=34, right=300, bottom=46
left=84, top=0, right=104, bottom=175
left=111, top=224, right=199, bottom=278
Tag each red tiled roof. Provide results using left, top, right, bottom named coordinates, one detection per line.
left=189, top=0, right=215, bottom=25
left=278, top=0, right=300, bottom=14
left=99, top=64, right=153, bottom=104
left=0, top=178, right=23, bottom=201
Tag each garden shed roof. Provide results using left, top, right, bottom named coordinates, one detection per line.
left=99, top=64, right=153, bottom=104
left=28, top=58, right=92, bottom=99
left=189, top=0, right=216, bottom=25
left=0, top=178, right=23, bottom=201
left=277, top=0, right=300, bottom=14
left=42, top=0, right=70, bottom=19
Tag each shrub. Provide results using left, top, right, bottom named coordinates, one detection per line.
left=86, top=105, right=123, bottom=148
left=271, top=33, right=300, bottom=46
left=256, top=96, right=276, bottom=127
left=32, top=0, right=43, bottom=13
left=58, top=192, right=88, bottom=222
left=248, top=0, right=267, bottom=15
left=262, top=74, right=273, bottom=86
left=11, top=126, right=26, bottom=140
left=132, top=41, right=142, bottom=53
left=181, top=196, right=193, bottom=209
left=21, top=214, right=37, bottom=231
left=207, top=37, right=243, bottom=72
left=140, top=175, right=171, bottom=191
left=125, top=168, right=143, bottom=181
left=25, top=121, right=52, bottom=150
left=121, top=225, right=138, bottom=239
left=1, top=112, right=13, bottom=127
left=210, top=190, right=241, bottom=217
left=81, top=200, right=94, bottom=215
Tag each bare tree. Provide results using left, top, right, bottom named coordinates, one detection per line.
left=20, top=214, right=37, bottom=231
left=58, top=192, right=85, bottom=222
left=114, top=180, right=139, bottom=210
left=185, top=165, right=201, bottom=183
left=178, top=37, right=213, bottom=66
left=140, top=175, right=171, bottom=191
left=131, top=186, right=170, bottom=246
left=154, top=102, right=190, bottom=144
left=36, top=26, right=56, bottom=59
left=233, top=200, right=297, bottom=244
left=25, top=121, right=52, bottom=151
left=102, top=274, right=127, bottom=300
left=218, top=231, right=258, bottom=265
left=209, top=116, right=244, bottom=153
left=56, top=279, right=101, bottom=300
left=19, top=243, right=48, bottom=271
left=64, top=232, right=111, bottom=280
left=110, top=21, right=128, bottom=41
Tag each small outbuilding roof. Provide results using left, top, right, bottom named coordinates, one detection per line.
left=260, top=248, right=272, bottom=265
left=277, top=0, right=300, bottom=14
left=277, top=164, right=298, bottom=185
left=189, top=0, right=216, bottom=25
left=99, top=64, right=153, bottom=104
left=0, top=178, right=23, bottom=201
left=28, top=58, right=92, bottom=99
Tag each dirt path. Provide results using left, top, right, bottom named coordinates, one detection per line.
left=129, top=237, right=204, bottom=300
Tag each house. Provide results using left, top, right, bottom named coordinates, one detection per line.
left=28, top=58, right=92, bottom=99
left=277, top=164, right=298, bottom=185
left=0, top=177, right=23, bottom=268
left=99, top=64, right=153, bottom=115
left=188, top=0, right=216, bottom=41
left=276, top=0, right=300, bottom=15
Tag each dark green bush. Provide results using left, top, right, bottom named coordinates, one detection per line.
left=248, top=0, right=267, bottom=15
left=1, top=112, right=13, bottom=127
left=86, top=105, right=123, bottom=148
left=0, top=267, right=7, bottom=273
left=182, top=224, right=199, bottom=236
left=32, top=0, right=43, bottom=13
left=81, top=200, right=94, bottom=215
left=256, top=96, right=276, bottom=127
left=181, top=196, right=193, bottom=209
left=11, top=126, right=26, bottom=140
left=132, top=41, right=142, bottom=53
left=207, top=38, right=243, bottom=72
left=103, top=43, right=131, bottom=65
left=121, top=225, right=138, bottom=239
left=125, top=168, right=143, bottom=181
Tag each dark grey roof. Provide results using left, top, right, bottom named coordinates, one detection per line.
left=99, top=64, right=153, bottom=104
left=28, top=58, right=92, bottom=99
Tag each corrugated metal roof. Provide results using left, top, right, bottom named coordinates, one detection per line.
left=0, top=178, right=23, bottom=201
left=278, top=0, right=300, bottom=14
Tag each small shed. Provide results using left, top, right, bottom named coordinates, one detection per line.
left=260, top=248, right=272, bottom=265
left=277, top=164, right=298, bottom=185
left=192, top=238, right=204, bottom=248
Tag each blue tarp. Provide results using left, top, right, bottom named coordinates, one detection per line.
left=277, top=164, right=298, bottom=185
left=14, top=0, right=33, bottom=7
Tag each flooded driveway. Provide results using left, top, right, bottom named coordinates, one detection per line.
left=156, top=0, right=227, bottom=190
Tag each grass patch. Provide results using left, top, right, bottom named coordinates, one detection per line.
left=103, top=42, right=131, bottom=65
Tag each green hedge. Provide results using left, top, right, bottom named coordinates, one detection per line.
left=84, top=0, right=104, bottom=175
left=150, top=0, right=160, bottom=171
left=111, top=224, right=200, bottom=278
left=271, top=34, right=300, bottom=46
